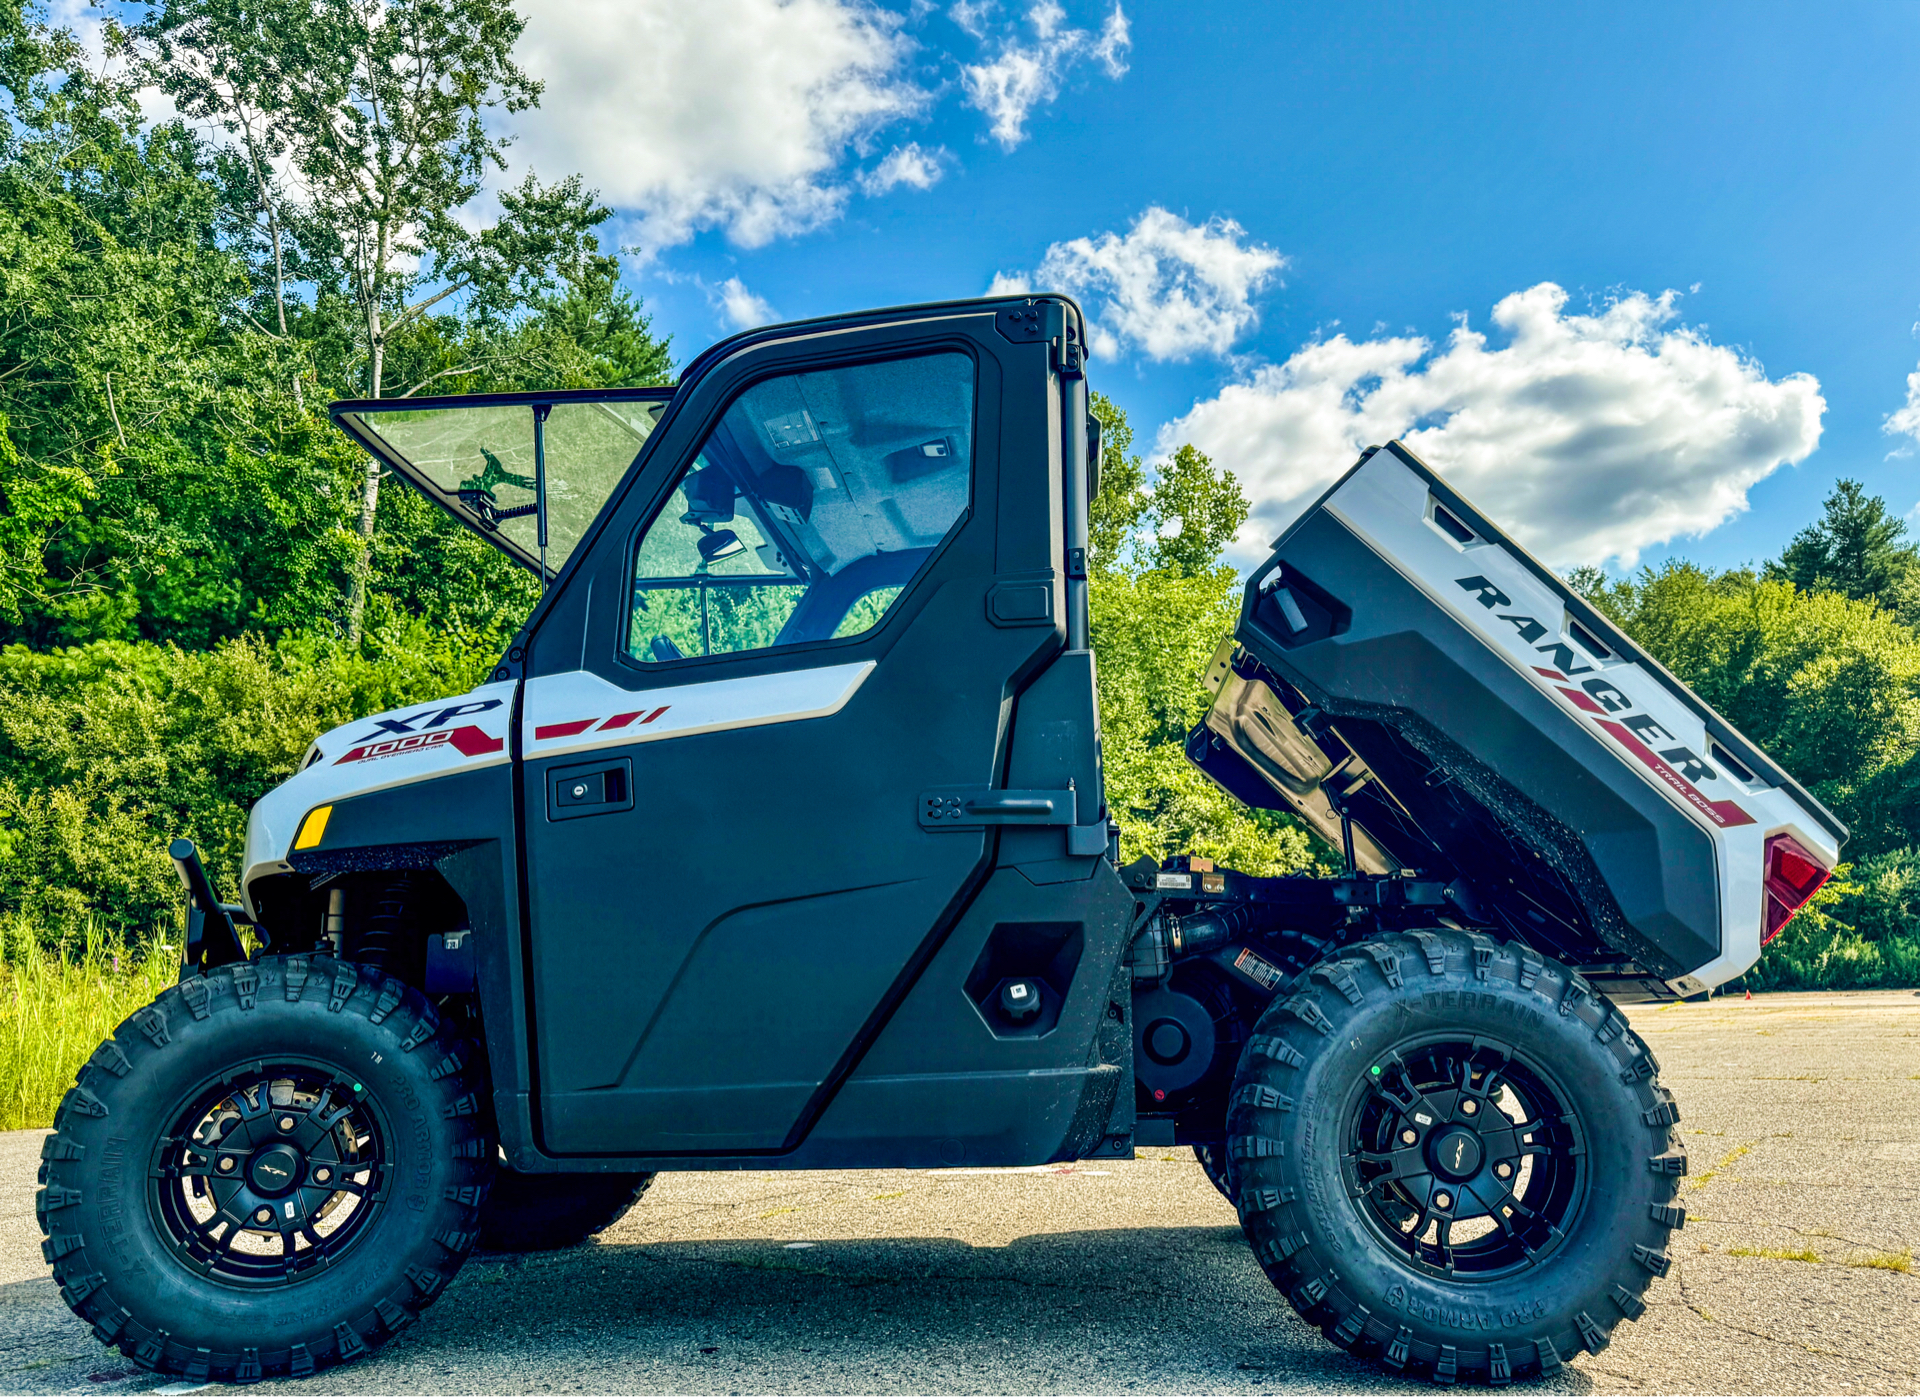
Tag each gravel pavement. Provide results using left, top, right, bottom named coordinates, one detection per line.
left=0, top=989, right=1914, bottom=1394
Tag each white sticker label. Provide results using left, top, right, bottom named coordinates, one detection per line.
left=1156, top=873, right=1192, bottom=890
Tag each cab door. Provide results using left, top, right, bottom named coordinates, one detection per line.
left=519, top=304, right=1074, bottom=1155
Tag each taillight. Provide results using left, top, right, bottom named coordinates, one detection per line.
left=1762, top=834, right=1830, bottom=945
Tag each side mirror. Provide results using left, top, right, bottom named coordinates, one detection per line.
left=698, top=527, right=747, bottom=563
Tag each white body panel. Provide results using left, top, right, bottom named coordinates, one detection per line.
left=520, top=661, right=876, bottom=763
left=241, top=680, right=517, bottom=910
left=241, top=664, right=877, bottom=910
left=1322, top=450, right=1840, bottom=992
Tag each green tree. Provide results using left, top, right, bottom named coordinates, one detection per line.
left=137, top=0, right=619, bottom=636
left=1087, top=393, right=1318, bottom=875
left=1768, top=478, right=1920, bottom=624
left=0, top=3, right=357, bottom=646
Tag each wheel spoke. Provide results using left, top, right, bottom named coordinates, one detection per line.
left=149, top=1060, right=389, bottom=1288
left=1344, top=1032, right=1585, bottom=1280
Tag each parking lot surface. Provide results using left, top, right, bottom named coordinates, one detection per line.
left=0, top=989, right=1914, bottom=1394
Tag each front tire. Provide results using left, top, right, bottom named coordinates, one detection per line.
left=38, top=955, right=496, bottom=1383
left=1227, top=930, right=1685, bottom=1384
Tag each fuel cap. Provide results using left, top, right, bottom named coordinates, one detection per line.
left=998, top=978, right=1043, bottom=1024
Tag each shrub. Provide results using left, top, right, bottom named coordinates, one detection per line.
left=0, top=621, right=503, bottom=942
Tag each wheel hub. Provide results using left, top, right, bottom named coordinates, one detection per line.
left=1343, top=1036, right=1587, bottom=1280
left=247, top=1143, right=304, bottom=1196
left=1427, top=1126, right=1483, bottom=1181
left=148, top=1063, right=388, bottom=1287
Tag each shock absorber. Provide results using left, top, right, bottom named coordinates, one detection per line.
left=346, top=874, right=417, bottom=973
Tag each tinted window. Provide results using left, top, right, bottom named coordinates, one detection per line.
left=627, top=353, right=974, bottom=664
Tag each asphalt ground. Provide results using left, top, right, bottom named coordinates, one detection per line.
left=0, top=989, right=1914, bottom=1394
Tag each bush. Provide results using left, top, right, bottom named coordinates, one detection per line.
left=0, top=620, right=503, bottom=942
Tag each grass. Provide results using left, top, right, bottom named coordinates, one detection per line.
left=1844, top=1248, right=1913, bottom=1273
left=1685, top=1141, right=1752, bottom=1192
left=1727, top=1246, right=1822, bottom=1264
left=0, top=920, right=173, bottom=1131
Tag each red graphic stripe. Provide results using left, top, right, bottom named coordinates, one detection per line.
left=334, top=726, right=503, bottom=765
left=542, top=706, right=673, bottom=740
left=1557, top=686, right=1606, bottom=714
left=1595, top=720, right=1755, bottom=828
left=448, top=726, right=504, bottom=756
left=1533, top=666, right=1567, bottom=681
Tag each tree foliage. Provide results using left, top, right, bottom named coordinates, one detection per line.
left=1088, top=393, right=1320, bottom=875
left=0, top=0, right=667, bottom=658
left=1768, top=477, right=1920, bottom=624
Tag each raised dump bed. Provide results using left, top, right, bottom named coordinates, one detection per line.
left=1191, top=440, right=1844, bottom=996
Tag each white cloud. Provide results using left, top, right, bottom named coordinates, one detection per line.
left=512, top=0, right=931, bottom=260
left=858, top=142, right=947, bottom=195
left=961, top=2, right=1130, bottom=149
left=1161, top=283, right=1826, bottom=570
left=713, top=277, right=778, bottom=330
left=985, top=271, right=1031, bottom=296
left=950, top=0, right=998, bottom=38
left=1883, top=362, right=1920, bottom=450
left=997, top=207, right=1285, bottom=361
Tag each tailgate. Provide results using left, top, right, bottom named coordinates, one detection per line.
left=1194, top=441, right=1844, bottom=993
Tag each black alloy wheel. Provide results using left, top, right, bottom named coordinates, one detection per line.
left=39, top=955, right=495, bottom=1384
left=1344, top=1037, right=1585, bottom=1280
left=150, top=1062, right=391, bottom=1285
left=1226, top=929, right=1688, bottom=1385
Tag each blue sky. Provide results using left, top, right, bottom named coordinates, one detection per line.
left=501, top=2, right=1920, bottom=572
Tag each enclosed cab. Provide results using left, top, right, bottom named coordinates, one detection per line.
left=40, top=298, right=1838, bottom=1388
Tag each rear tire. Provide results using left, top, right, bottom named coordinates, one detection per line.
left=38, top=955, right=495, bottom=1383
left=477, top=1169, right=653, bottom=1252
left=1227, top=930, right=1685, bottom=1384
left=1192, top=1142, right=1234, bottom=1201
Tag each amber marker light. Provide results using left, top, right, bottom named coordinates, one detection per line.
left=293, top=805, right=333, bottom=851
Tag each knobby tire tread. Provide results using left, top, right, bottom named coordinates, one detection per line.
left=1225, top=929, right=1685, bottom=1386
left=37, top=955, right=494, bottom=1384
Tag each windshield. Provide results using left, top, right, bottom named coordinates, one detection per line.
left=331, top=388, right=674, bottom=576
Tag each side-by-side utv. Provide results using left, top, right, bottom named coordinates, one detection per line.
left=39, top=296, right=1842, bottom=1386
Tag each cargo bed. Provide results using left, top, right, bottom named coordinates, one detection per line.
left=1189, top=441, right=1844, bottom=994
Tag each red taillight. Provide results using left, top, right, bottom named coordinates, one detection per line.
left=1762, top=834, right=1831, bottom=945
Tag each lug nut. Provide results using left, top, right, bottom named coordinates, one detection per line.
left=313, top=1166, right=332, bottom=1184
left=1461, top=1099, right=1478, bottom=1116
left=1495, top=1162, right=1512, bottom=1180
left=277, top=1115, right=296, bottom=1132
left=217, top=1157, right=235, bottom=1173
left=254, top=1207, right=273, bottom=1225
left=1400, top=1129, right=1417, bottom=1145
left=1434, top=1192, right=1452, bottom=1210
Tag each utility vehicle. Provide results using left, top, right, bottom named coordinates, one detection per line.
left=39, top=295, right=1843, bottom=1385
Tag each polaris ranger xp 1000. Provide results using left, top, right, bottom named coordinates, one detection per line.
left=40, top=296, right=1843, bottom=1385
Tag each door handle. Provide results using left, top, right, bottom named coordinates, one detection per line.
left=965, top=796, right=1058, bottom=817
left=548, top=757, right=634, bottom=822
left=920, top=787, right=1078, bottom=828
